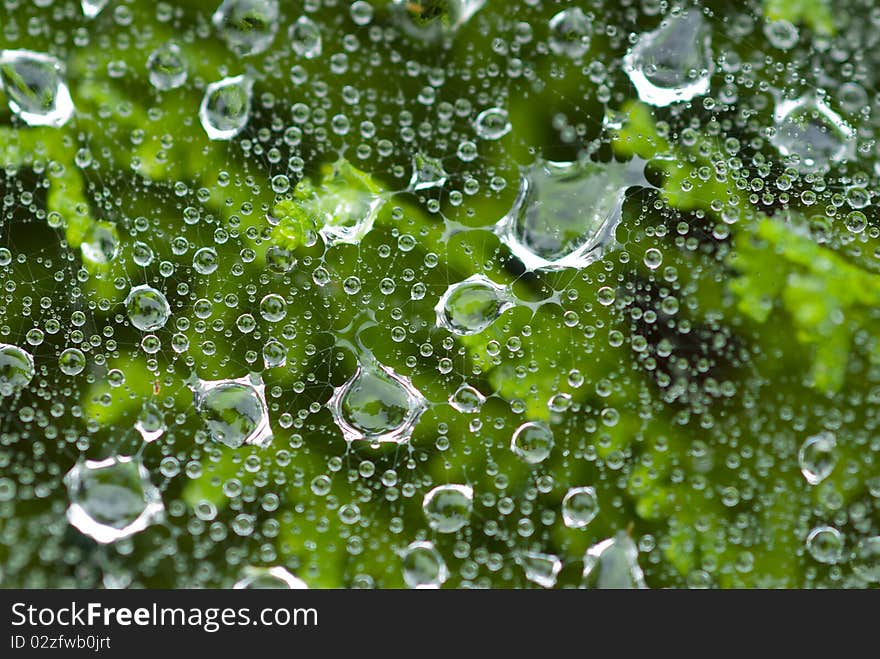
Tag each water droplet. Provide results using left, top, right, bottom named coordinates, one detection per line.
left=763, top=19, right=799, bottom=50
left=851, top=536, right=880, bottom=583
left=59, top=347, right=86, bottom=376
left=199, top=75, right=253, bottom=141
left=81, top=0, right=108, bottom=19
left=474, top=107, right=511, bottom=140
left=806, top=525, right=844, bottom=564
left=798, top=431, right=837, bottom=485
left=0, top=343, right=34, bottom=396
left=582, top=532, right=647, bottom=589
left=422, top=484, right=473, bottom=533
left=193, top=247, right=218, bottom=275
left=192, top=373, right=273, bottom=449
left=136, top=401, right=166, bottom=443
left=771, top=94, right=855, bottom=173
left=125, top=285, right=171, bottom=331
left=80, top=221, right=120, bottom=264
left=623, top=11, right=713, bottom=107
left=548, top=7, right=591, bottom=58
left=289, top=16, right=322, bottom=59
left=212, top=0, right=280, bottom=57
left=449, top=383, right=486, bottom=413
left=234, top=566, right=308, bottom=589
left=520, top=551, right=562, bottom=588
left=64, top=456, right=164, bottom=544
left=495, top=157, right=650, bottom=271
left=315, top=160, right=385, bottom=246
left=562, top=486, right=599, bottom=528
left=0, top=50, right=74, bottom=127
left=402, top=540, right=447, bottom=588
left=409, top=152, right=448, bottom=191
left=328, top=359, right=427, bottom=444
left=392, top=0, right=485, bottom=43
left=510, top=421, right=554, bottom=464
left=435, top=274, right=514, bottom=336
left=146, top=42, right=187, bottom=91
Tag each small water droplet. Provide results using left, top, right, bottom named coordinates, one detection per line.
left=199, top=74, right=253, bottom=141
left=474, top=107, right=511, bottom=140
left=435, top=274, right=514, bottom=336
left=806, top=525, right=844, bottom=564
left=449, top=383, right=486, bottom=413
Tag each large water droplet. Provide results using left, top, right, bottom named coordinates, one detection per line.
left=146, top=42, right=188, bottom=91
left=136, top=401, right=166, bottom=443
left=0, top=50, right=74, bottom=127
left=623, top=11, right=713, bottom=107
left=192, top=373, right=273, bottom=449
left=562, top=486, right=599, bottom=528
left=392, top=0, right=485, bottom=43
left=315, top=160, right=385, bottom=246
left=402, top=541, right=447, bottom=588
left=548, top=7, right=591, bottom=58
left=199, top=75, right=253, bottom=141
left=510, top=421, right=554, bottom=464
left=0, top=343, right=34, bottom=396
left=771, top=94, right=855, bottom=173
left=495, top=157, right=650, bottom=271
left=125, top=284, right=171, bottom=331
left=798, top=431, right=837, bottom=485
left=234, top=566, right=308, bottom=589
left=212, top=0, right=279, bottom=57
left=328, top=359, right=427, bottom=444
left=422, top=484, right=473, bottom=533
left=474, top=107, right=511, bottom=140
left=435, top=274, right=514, bottom=336
left=64, top=456, right=164, bottom=544
left=59, top=347, right=86, bottom=376
left=409, top=152, right=448, bottom=192
left=449, top=383, right=486, bottom=413
left=806, top=525, right=844, bottom=564
left=581, top=532, right=647, bottom=589
left=520, top=551, right=562, bottom=588
left=289, top=16, right=322, bottom=59
left=80, top=221, right=120, bottom=265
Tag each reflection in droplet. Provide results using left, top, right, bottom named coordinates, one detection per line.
left=213, top=0, right=280, bottom=57
left=623, top=11, right=713, bottom=107
left=0, top=49, right=74, bottom=127
left=125, top=285, right=171, bottom=332
left=422, top=484, right=473, bottom=533
left=64, top=456, right=164, bottom=544
left=328, top=359, right=427, bottom=444
left=562, top=486, right=599, bottom=529
left=146, top=42, right=188, bottom=91
left=0, top=343, right=34, bottom=396
left=798, top=431, right=837, bottom=485
left=289, top=16, right=323, bottom=59
left=520, top=551, right=562, bottom=588
left=402, top=540, right=447, bottom=588
left=495, top=157, right=650, bottom=271
left=449, top=383, right=486, bottom=413
left=582, top=532, right=647, bottom=589
left=192, top=373, right=273, bottom=449
left=510, top=421, right=554, bottom=464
